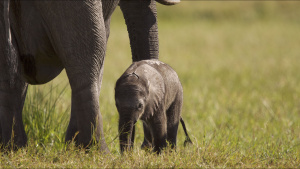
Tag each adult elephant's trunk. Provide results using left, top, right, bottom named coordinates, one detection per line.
left=120, top=0, right=159, bottom=61
left=119, top=117, right=135, bottom=153
left=156, top=0, right=180, bottom=5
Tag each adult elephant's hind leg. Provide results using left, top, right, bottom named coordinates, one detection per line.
left=0, top=16, right=28, bottom=148
left=0, top=79, right=28, bottom=149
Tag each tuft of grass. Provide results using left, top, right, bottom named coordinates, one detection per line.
left=22, top=84, right=70, bottom=150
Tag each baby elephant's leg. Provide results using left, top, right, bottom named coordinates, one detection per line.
left=141, top=122, right=152, bottom=150
left=166, top=94, right=182, bottom=149
left=149, top=115, right=167, bottom=154
left=131, top=124, right=136, bottom=150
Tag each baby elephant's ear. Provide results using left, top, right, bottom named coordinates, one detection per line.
left=136, top=64, right=165, bottom=101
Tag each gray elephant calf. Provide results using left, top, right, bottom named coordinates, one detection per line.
left=115, top=60, right=192, bottom=154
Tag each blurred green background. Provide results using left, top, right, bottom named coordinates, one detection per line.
left=21, top=1, right=300, bottom=167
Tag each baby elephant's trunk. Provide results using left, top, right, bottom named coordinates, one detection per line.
left=119, top=118, right=136, bottom=153
left=180, top=117, right=193, bottom=146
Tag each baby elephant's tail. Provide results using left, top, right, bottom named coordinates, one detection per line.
left=180, top=117, right=193, bottom=146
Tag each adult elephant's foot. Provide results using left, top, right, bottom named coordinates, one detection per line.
left=65, top=76, right=110, bottom=153
left=0, top=80, right=28, bottom=150
left=65, top=86, right=110, bottom=153
left=65, top=113, right=110, bottom=153
left=156, top=0, right=180, bottom=5
left=0, top=126, right=27, bottom=150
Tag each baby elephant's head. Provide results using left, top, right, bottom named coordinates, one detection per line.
left=115, top=73, right=149, bottom=152
left=115, top=73, right=149, bottom=122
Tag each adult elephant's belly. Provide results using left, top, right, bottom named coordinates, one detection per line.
left=17, top=29, right=64, bottom=85
left=11, top=2, right=64, bottom=85
left=19, top=48, right=64, bottom=85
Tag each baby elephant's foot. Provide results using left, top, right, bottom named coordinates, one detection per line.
left=141, top=140, right=152, bottom=150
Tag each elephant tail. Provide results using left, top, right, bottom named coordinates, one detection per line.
left=4, top=0, right=18, bottom=86
left=180, top=117, right=193, bottom=147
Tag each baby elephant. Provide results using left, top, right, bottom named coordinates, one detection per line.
left=115, top=60, right=192, bottom=154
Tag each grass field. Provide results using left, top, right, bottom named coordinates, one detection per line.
left=1, top=1, right=300, bottom=168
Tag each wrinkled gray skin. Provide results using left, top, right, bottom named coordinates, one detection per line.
left=115, top=60, right=192, bottom=154
left=0, top=0, right=179, bottom=151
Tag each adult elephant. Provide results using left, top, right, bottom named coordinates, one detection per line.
left=0, top=0, right=179, bottom=151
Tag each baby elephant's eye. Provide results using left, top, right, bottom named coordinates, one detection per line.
left=137, top=103, right=143, bottom=110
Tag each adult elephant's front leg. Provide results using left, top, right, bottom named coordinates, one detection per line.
left=36, top=1, right=108, bottom=151
left=67, top=73, right=105, bottom=149
left=64, top=65, right=106, bottom=150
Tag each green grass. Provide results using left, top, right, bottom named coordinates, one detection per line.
left=1, top=1, right=300, bottom=168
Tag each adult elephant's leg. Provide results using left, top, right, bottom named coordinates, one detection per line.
left=0, top=75, right=28, bottom=148
left=0, top=79, right=28, bottom=149
left=0, top=2, right=28, bottom=147
left=65, top=112, right=78, bottom=143
left=36, top=1, right=108, bottom=151
left=102, top=0, right=119, bottom=42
